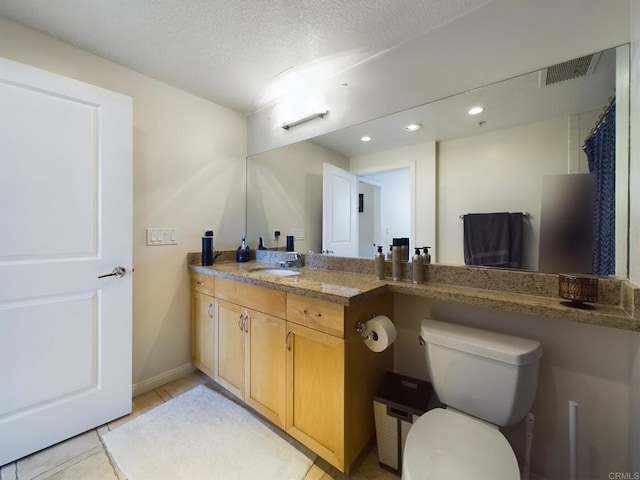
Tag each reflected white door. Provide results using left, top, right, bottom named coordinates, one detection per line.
left=0, top=58, right=133, bottom=465
left=322, top=163, right=358, bottom=256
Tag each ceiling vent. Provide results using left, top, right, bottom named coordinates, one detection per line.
left=540, top=52, right=601, bottom=87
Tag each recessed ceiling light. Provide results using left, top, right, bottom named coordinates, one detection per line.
left=404, top=123, right=422, bottom=132
left=468, top=106, right=484, bottom=115
left=361, top=136, right=372, bottom=142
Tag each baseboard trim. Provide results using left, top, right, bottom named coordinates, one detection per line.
left=132, top=363, right=196, bottom=397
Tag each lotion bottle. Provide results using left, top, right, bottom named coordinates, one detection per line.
left=412, top=248, right=423, bottom=284
left=374, top=245, right=385, bottom=280
left=392, top=245, right=402, bottom=281
left=421, top=246, right=431, bottom=265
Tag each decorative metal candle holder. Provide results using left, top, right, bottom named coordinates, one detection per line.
left=558, top=273, right=598, bottom=310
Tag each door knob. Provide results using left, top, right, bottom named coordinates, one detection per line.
left=98, top=266, right=126, bottom=279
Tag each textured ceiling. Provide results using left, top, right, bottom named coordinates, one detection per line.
left=0, top=0, right=490, bottom=114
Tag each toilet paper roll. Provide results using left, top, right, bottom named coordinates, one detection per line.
left=363, top=315, right=397, bottom=352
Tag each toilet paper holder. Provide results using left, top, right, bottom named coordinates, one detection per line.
left=356, top=314, right=379, bottom=341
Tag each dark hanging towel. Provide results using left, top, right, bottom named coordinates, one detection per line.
left=463, top=212, right=523, bottom=268
left=584, top=101, right=616, bottom=276
left=508, top=212, right=523, bottom=268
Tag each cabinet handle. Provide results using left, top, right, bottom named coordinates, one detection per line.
left=244, top=314, right=249, bottom=333
left=207, top=303, right=213, bottom=319
left=286, top=331, right=292, bottom=351
left=237, top=313, right=244, bottom=330
left=197, top=281, right=205, bottom=286
left=303, top=309, right=322, bottom=317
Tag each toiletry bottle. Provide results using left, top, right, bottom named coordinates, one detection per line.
left=392, top=244, right=402, bottom=281
left=258, top=236, right=267, bottom=250
left=421, top=246, right=431, bottom=265
left=286, top=235, right=295, bottom=252
left=236, top=235, right=250, bottom=262
left=401, top=238, right=410, bottom=261
left=374, top=245, right=385, bottom=280
left=387, top=245, right=393, bottom=261
left=412, top=248, right=423, bottom=284
left=202, top=230, right=214, bottom=266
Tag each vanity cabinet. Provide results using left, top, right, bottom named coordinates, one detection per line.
left=213, top=298, right=245, bottom=397
left=191, top=273, right=393, bottom=474
left=285, top=292, right=393, bottom=473
left=285, top=318, right=344, bottom=468
left=213, top=278, right=287, bottom=428
left=190, top=272, right=215, bottom=378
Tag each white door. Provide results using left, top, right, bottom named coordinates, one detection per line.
left=0, top=58, right=133, bottom=465
left=322, top=163, right=358, bottom=256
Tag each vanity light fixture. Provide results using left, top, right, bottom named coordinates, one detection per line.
left=468, top=106, right=484, bottom=115
left=404, top=123, right=422, bottom=132
left=281, top=109, right=329, bottom=130
left=361, top=135, right=372, bottom=142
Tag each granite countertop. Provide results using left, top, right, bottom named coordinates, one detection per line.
left=189, top=257, right=640, bottom=333
left=190, top=261, right=389, bottom=304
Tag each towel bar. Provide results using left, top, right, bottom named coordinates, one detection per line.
left=459, top=212, right=530, bottom=219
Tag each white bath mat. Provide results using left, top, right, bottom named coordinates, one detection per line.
left=102, top=384, right=313, bottom=480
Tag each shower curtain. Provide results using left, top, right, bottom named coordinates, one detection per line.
left=583, top=102, right=615, bottom=276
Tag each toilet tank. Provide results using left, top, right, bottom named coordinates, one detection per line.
left=420, top=319, right=543, bottom=427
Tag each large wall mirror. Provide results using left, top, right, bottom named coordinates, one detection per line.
left=247, top=45, right=629, bottom=277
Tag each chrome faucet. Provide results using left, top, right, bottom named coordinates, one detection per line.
left=276, top=252, right=301, bottom=269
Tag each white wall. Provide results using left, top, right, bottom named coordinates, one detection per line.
left=0, top=18, right=247, bottom=389
left=616, top=44, right=631, bottom=278
left=631, top=2, right=640, bottom=286
left=357, top=181, right=378, bottom=257
left=437, top=116, right=568, bottom=270
left=350, top=142, right=437, bottom=259
left=349, top=114, right=616, bottom=271
left=246, top=141, right=348, bottom=254
left=360, top=169, right=411, bottom=253
left=568, top=111, right=600, bottom=174
left=393, top=295, right=640, bottom=480
left=628, top=0, right=640, bottom=473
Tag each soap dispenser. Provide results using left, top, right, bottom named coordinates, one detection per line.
left=236, top=235, right=250, bottom=262
left=412, top=248, right=423, bottom=284
left=374, top=245, right=385, bottom=280
left=421, top=246, right=431, bottom=265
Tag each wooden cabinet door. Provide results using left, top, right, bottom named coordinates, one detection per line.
left=286, top=322, right=345, bottom=471
left=191, top=291, right=214, bottom=378
left=245, top=309, right=286, bottom=428
left=214, top=298, right=245, bottom=399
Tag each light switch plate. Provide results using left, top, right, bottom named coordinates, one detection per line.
left=147, top=228, right=179, bottom=245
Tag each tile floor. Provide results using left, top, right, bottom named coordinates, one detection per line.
left=0, top=372, right=400, bottom=480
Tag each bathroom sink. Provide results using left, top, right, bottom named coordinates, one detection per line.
left=249, top=268, right=301, bottom=277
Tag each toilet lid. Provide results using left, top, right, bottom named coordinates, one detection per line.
left=403, top=408, right=520, bottom=480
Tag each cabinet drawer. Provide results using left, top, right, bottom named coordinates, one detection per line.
left=215, top=277, right=286, bottom=318
left=191, top=272, right=214, bottom=296
left=287, top=294, right=344, bottom=338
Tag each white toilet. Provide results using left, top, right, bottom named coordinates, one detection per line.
left=402, top=319, right=543, bottom=480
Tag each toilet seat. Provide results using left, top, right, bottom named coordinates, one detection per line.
left=402, top=408, right=520, bottom=480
